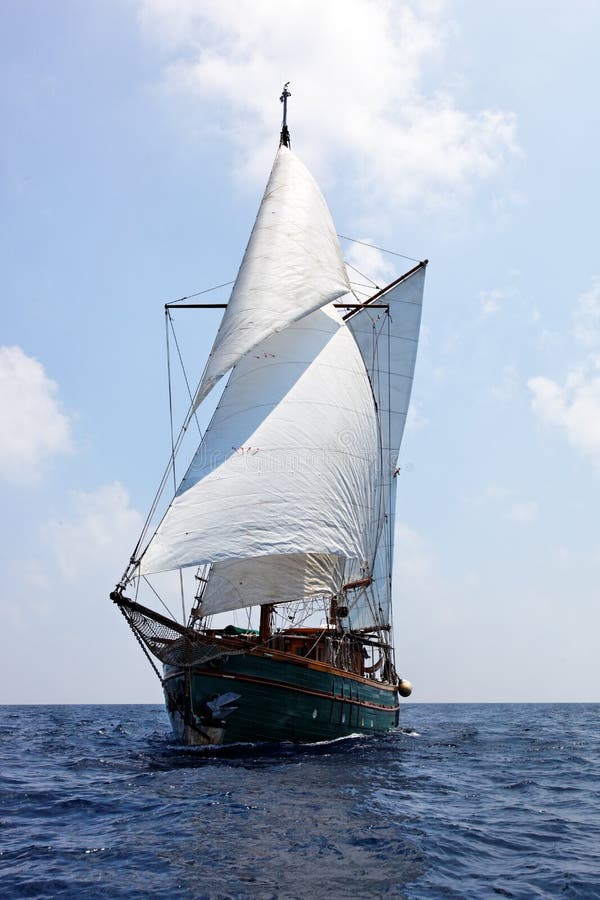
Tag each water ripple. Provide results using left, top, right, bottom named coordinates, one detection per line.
left=0, top=704, right=599, bottom=898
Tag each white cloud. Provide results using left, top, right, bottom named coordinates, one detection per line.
left=2, top=484, right=155, bottom=701
left=528, top=279, right=600, bottom=466
left=44, top=482, right=144, bottom=582
left=0, top=346, right=72, bottom=484
left=528, top=361, right=600, bottom=466
left=138, top=0, right=519, bottom=216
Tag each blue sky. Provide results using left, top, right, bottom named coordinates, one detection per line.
left=2, top=0, right=599, bottom=703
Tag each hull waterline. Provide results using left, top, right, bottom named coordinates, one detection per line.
left=163, top=651, right=399, bottom=746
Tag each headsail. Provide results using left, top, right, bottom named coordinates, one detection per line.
left=191, top=146, right=350, bottom=411
left=139, top=306, right=381, bottom=591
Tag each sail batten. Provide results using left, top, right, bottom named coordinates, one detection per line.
left=191, top=145, right=350, bottom=411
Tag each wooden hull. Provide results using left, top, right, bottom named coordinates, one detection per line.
left=163, top=650, right=399, bottom=746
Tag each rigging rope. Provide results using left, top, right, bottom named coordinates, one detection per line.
left=338, top=234, right=421, bottom=264
left=116, top=604, right=164, bottom=684
left=165, top=311, right=186, bottom=624
left=386, top=310, right=394, bottom=640
left=163, top=280, right=235, bottom=305
left=121, top=313, right=210, bottom=584
left=165, top=311, right=177, bottom=496
left=167, top=314, right=203, bottom=438
left=345, top=260, right=379, bottom=289
left=142, top=575, right=177, bottom=622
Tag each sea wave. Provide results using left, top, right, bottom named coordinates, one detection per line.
left=0, top=703, right=598, bottom=898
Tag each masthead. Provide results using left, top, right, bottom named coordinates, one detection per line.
left=279, top=82, right=291, bottom=148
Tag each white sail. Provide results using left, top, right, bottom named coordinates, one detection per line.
left=347, top=265, right=426, bottom=461
left=345, top=479, right=397, bottom=631
left=199, top=553, right=346, bottom=616
left=139, top=306, right=381, bottom=589
left=344, top=264, right=426, bottom=629
left=192, top=146, right=350, bottom=411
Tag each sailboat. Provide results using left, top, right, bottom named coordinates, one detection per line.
left=110, top=86, right=426, bottom=746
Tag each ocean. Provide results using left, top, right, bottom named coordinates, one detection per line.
left=1, top=703, right=598, bottom=898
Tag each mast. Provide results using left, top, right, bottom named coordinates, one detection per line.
left=279, top=82, right=291, bottom=148
left=259, top=604, right=273, bottom=642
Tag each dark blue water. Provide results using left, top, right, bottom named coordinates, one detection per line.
left=1, top=704, right=598, bottom=898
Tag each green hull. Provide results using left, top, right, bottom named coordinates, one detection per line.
left=163, top=651, right=399, bottom=745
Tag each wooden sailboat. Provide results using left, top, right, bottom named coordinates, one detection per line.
left=111, top=86, right=426, bottom=745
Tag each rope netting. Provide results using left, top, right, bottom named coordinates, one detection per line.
left=116, top=597, right=245, bottom=669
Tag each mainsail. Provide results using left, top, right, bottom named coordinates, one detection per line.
left=191, top=145, right=350, bottom=411
left=343, top=264, right=426, bottom=629
left=139, top=307, right=381, bottom=601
